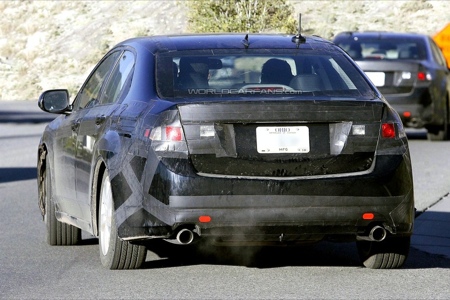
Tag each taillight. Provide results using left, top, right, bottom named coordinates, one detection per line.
left=381, top=123, right=396, bottom=138
left=166, top=126, right=183, bottom=141
left=417, top=72, right=426, bottom=81
left=147, top=126, right=184, bottom=142
left=417, top=71, right=432, bottom=81
left=144, top=110, right=188, bottom=158
left=377, top=107, right=407, bottom=153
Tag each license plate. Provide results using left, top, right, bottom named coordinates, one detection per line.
left=365, top=72, right=385, bottom=87
left=256, top=126, right=310, bottom=153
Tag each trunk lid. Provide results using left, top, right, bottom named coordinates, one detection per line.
left=178, top=100, right=385, bottom=177
left=356, top=60, right=421, bottom=95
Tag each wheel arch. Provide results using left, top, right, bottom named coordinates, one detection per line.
left=37, top=143, right=48, bottom=217
left=90, top=129, right=123, bottom=237
left=37, top=143, right=48, bottom=178
left=91, top=157, right=106, bottom=237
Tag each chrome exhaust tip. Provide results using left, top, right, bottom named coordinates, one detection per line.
left=356, top=225, right=388, bottom=242
left=176, top=228, right=195, bottom=245
left=368, top=225, right=387, bottom=242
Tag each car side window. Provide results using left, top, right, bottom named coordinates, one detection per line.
left=99, top=50, right=135, bottom=105
left=72, top=51, right=122, bottom=110
left=430, top=39, right=447, bottom=68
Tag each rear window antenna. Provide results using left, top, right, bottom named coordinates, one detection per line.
left=292, top=13, right=306, bottom=47
left=242, top=34, right=249, bottom=49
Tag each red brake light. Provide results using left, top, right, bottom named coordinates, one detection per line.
left=146, top=110, right=188, bottom=158
left=417, top=72, right=426, bottom=81
left=147, top=126, right=184, bottom=141
left=166, top=126, right=183, bottom=141
left=381, top=123, right=396, bottom=138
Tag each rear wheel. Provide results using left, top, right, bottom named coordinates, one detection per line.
left=356, top=236, right=410, bottom=269
left=42, top=155, right=81, bottom=245
left=98, top=171, right=147, bottom=269
left=427, top=98, right=450, bottom=141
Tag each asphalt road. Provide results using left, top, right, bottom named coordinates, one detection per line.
left=1, top=101, right=450, bottom=299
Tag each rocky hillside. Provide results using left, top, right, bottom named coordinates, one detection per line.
left=1, top=0, right=449, bottom=101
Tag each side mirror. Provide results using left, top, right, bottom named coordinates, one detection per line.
left=38, top=89, right=71, bottom=114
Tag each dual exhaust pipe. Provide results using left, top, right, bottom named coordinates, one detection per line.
left=175, top=225, right=387, bottom=245
left=357, top=225, right=387, bottom=242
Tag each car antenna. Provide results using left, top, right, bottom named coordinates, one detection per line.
left=291, top=13, right=306, bottom=47
left=242, top=34, right=249, bottom=49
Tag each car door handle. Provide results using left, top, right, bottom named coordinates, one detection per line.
left=95, top=115, right=106, bottom=125
left=71, top=120, right=80, bottom=131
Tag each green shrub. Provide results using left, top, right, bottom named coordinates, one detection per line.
left=187, top=0, right=297, bottom=34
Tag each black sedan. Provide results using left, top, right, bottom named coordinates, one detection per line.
left=333, top=31, right=450, bottom=140
left=37, top=33, right=414, bottom=269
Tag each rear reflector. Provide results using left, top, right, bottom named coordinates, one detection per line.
left=381, top=123, right=395, bottom=138
left=403, top=111, right=411, bottom=118
left=199, top=216, right=211, bottom=223
left=362, top=213, right=374, bottom=220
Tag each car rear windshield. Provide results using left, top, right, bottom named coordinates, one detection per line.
left=335, top=35, right=427, bottom=61
left=155, top=49, right=376, bottom=100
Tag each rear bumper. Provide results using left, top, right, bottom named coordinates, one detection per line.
left=166, top=193, right=413, bottom=241
left=388, top=103, right=426, bottom=127
left=117, top=154, right=415, bottom=243
left=383, top=86, right=433, bottom=128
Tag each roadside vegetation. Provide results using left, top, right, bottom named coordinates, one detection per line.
left=187, top=0, right=297, bottom=33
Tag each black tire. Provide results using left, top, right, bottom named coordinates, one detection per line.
left=356, top=236, right=410, bottom=269
left=98, top=171, right=147, bottom=269
left=42, top=155, right=81, bottom=246
left=427, top=99, right=450, bottom=141
left=427, top=126, right=448, bottom=141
